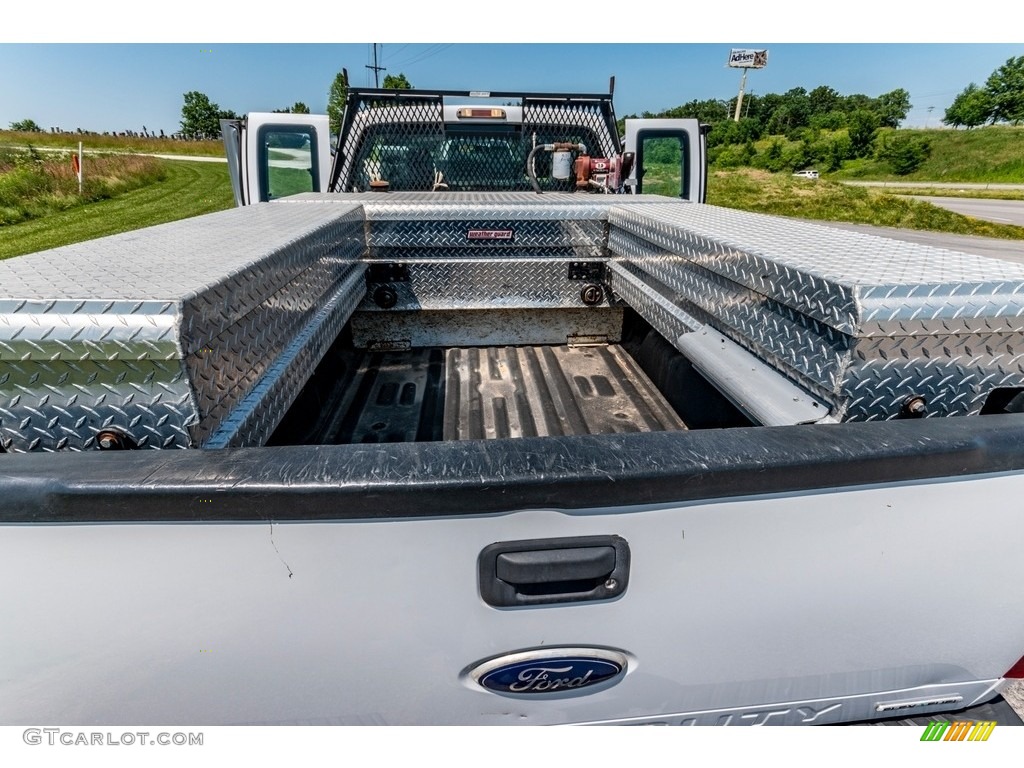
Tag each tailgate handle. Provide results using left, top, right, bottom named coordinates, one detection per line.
left=479, top=535, right=630, bottom=607
left=496, top=547, right=615, bottom=584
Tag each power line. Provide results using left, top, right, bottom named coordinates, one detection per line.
left=391, top=44, right=453, bottom=70
left=411, top=44, right=454, bottom=66
left=390, top=44, right=442, bottom=68
left=385, top=44, right=410, bottom=63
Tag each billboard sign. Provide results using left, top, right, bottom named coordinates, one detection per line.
left=728, top=49, right=769, bottom=69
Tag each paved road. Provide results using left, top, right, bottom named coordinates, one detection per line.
left=821, top=222, right=1024, bottom=263
left=838, top=181, right=1024, bottom=226
left=844, top=181, right=1024, bottom=191
left=908, top=196, right=1024, bottom=226
left=137, top=153, right=224, bottom=163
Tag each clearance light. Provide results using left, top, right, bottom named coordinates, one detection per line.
left=457, top=108, right=506, bottom=119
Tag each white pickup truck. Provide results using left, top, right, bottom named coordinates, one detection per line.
left=1, top=85, right=1023, bottom=726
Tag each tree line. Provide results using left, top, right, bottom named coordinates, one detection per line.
left=3, top=69, right=413, bottom=141
left=623, top=86, right=911, bottom=149
left=620, top=85, right=918, bottom=174
left=178, top=71, right=413, bottom=140
left=177, top=74, right=924, bottom=173
left=943, top=56, right=1024, bottom=128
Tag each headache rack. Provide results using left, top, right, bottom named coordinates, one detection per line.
left=329, top=87, right=622, bottom=193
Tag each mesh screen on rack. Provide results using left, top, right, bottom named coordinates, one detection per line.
left=334, top=91, right=620, bottom=193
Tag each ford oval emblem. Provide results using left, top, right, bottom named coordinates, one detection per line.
left=469, top=647, right=628, bottom=696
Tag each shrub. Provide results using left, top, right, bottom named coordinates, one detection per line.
left=711, top=144, right=747, bottom=168
left=9, top=119, right=43, bottom=132
left=876, top=133, right=932, bottom=175
left=823, top=134, right=853, bottom=172
left=848, top=110, right=880, bottom=158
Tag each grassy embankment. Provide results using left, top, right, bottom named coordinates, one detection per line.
left=0, top=157, right=233, bottom=260
left=706, top=125, right=1024, bottom=209
left=706, top=169, right=1024, bottom=239
left=0, top=147, right=167, bottom=225
left=0, top=130, right=223, bottom=157
left=641, top=125, right=1024, bottom=239
left=0, top=131, right=232, bottom=259
left=640, top=159, right=1024, bottom=239
left=829, top=126, right=1024, bottom=184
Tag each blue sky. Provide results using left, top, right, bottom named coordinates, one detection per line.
left=2, top=5, right=1020, bottom=134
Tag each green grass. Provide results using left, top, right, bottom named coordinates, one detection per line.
left=268, top=167, right=316, bottom=199
left=0, top=160, right=233, bottom=260
left=0, top=150, right=168, bottom=225
left=707, top=169, right=1024, bottom=239
left=639, top=164, right=682, bottom=198
left=0, top=130, right=224, bottom=157
left=828, top=126, right=1024, bottom=183
left=737, top=125, right=1024, bottom=188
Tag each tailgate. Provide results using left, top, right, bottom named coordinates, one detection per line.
left=4, top=418, right=1024, bottom=725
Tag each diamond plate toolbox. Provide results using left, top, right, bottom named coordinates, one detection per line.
left=609, top=203, right=1024, bottom=420
left=362, top=192, right=608, bottom=260
left=352, top=193, right=616, bottom=310
left=0, top=204, right=365, bottom=451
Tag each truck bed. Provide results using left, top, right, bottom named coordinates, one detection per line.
left=279, top=343, right=685, bottom=445
left=6, top=192, right=1024, bottom=453
left=5, top=193, right=1024, bottom=726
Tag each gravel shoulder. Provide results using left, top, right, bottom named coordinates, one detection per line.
left=1002, top=680, right=1024, bottom=720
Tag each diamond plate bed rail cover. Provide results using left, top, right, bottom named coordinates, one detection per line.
left=0, top=203, right=366, bottom=452
left=281, top=191, right=682, bottom=215
left=609, top=203, right=1024, bottom=420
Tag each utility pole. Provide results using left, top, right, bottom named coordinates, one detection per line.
left=366, top=43, right=386, bottom=88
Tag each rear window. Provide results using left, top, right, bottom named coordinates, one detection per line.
left=348, top=125, right=603, bottom=192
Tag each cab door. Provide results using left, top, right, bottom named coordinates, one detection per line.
left=221, top=113, right=332, bottom=205
left=623, top=118, right=707, bottom=202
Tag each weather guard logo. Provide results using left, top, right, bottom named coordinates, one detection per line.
left=466, top=229, right=514, bottom=241
left=920, top=721, right=996, bottom=741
